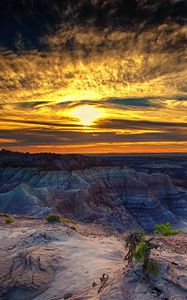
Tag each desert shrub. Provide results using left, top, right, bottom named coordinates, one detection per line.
left=125, top=230, right=144, bottom=249
left=147, top=259, right=160, bottom=275
left=133, top=240, right=148, bottom=262
left=124, top=230, right=145, bottom=266
left=125, top=232, right=160, bottom=279
left=5, top=216, right=14, bottom=224
left=133, top=239, right=159, bottom=277
left=46, top=214, right=61, bottom=223
left=155, top=222, right=181, bottom=236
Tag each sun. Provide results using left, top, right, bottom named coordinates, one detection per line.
left=71, top=105, right=103, bottom=126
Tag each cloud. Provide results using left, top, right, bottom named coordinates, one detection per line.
left=1, top=126, right=187, bottom=149
left=98, top=119, right=187, bottom=130
left=105, top=97, right=159, bottom=108
left=0, top=10, right=186, bottom=104
left=45, top=95, right=187, bottom=112
left=14, top=101, right=49, bottom=110
left=0, top=0, right=186, bottom=153
left=0, top=118, right=81, bottom=128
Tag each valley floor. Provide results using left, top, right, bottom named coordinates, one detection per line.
left=0, top=216, right=187, bottom=300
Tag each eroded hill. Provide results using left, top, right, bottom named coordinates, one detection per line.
left=0, top=150, right=187, bottom=232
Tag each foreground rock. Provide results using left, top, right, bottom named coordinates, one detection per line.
left=0, top=217, right=187, bottom=300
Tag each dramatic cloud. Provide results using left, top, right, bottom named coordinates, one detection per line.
left=0, top=0, right=186, bottom=153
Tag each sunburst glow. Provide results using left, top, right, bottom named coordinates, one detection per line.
left=71, top=105, right=103, bottom=126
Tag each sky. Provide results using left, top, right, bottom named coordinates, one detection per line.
left=0, top=0, right=187, bottom=153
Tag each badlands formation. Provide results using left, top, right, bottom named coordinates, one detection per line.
left=0, top=151, right=187, bottom=232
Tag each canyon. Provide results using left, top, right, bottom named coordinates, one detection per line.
left=0, top=150, right=187, bottom=232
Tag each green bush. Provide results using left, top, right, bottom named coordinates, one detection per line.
left=133, top=240, right=148, bottom=262
left=147, top=259, right=160, bottom=275
left=46, top=214, right=61, bottom=223
left=5, top=216, right=14, bottom=224
left=125, top=231, right=160, bottom=277
left=125, top=230, right=144, bottom=249
left=132, top=240, right=160, bottom=276
left=155, top=222, right=181, bottom=236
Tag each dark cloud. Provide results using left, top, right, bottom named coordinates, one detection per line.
left=105, top=97, right=159, bottom=108
left=0, top=0, right=186, bottom=50
left=0, top=1, right=186, bottom=102
left=3, top=116, right=187, bottom=132
left=51, top=95, right=187, bottom=111
left=14, top=101, right=49, bottom=110
left=0, top=0, right=61, bottom=50
left=54, top=100, right=100, bottom=109
left=0, top=127, right=187, bottom=148
left=1, top=118, right=81, bottom=128
left=98, top=119, right=187, bottom=130
left=173, top=95, right=187, bottom=101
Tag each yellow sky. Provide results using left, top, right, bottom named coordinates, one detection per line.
left=0, top=24, right=187, bottom=153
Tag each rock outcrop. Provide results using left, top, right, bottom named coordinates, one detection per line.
left=0, top=217, right=187, bottom=300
